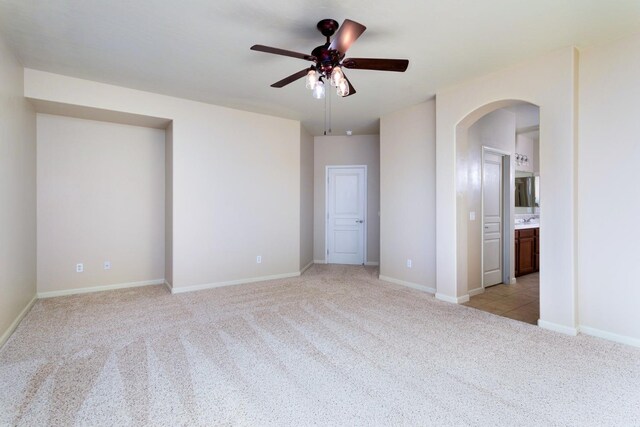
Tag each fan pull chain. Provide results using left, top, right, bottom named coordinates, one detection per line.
left=328, top=89, right=332, bottom=134
left=324, top=88, right=327, bottom=135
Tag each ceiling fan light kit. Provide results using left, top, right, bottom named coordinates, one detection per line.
left=337, top=78, right=349, bottom=97
left=250, top=18, right=409, bottom=99
left=305, top=69, right=317, bottom=89
left=312, top=79, right=325, bottom=99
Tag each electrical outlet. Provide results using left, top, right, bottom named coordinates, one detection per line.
left=256, top=255, right=262, bottom=264
left=104, top=261, right=111, bottom=270
left=469, top=211, right=476, bottom=221
left=76, top=263, right=84, bottom=273
left=407, top=259, right=412, bottom=268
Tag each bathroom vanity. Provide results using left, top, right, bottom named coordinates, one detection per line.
left=515, top=224, right=539, bottom=277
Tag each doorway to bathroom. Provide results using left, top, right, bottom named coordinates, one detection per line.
left=463, top=102, right=540, bottom=325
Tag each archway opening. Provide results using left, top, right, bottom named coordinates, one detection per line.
left=455, top=100, right=541, bottom=325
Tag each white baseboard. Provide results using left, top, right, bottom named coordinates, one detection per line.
left=312, top=259, right=377, bottom=267
left=468, top=287, right=484, bottom=297
left=538, top=319, right=578, bottom=336
left=38, top=279, right=165, bottom=298
left=0, top=295, right=37, bottom=349
left=435, top=292, right=470, bottom=304
left=171, top=271, right=300, bottom=294
left=300, top=261, right=314, bottom=275
left=163, top=280, right=173, bottom=292
left=379, top=275, right=436, bottom=295
left=510, top=278, right=517, bottom=285
left=579, top=325, right=640, bottom=348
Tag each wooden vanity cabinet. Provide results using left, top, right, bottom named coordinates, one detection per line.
left=534, top=228, right=540, bottom=272
left=515, top=228, right=538, bottom=277
left=515, top=238, right=519, bottom=276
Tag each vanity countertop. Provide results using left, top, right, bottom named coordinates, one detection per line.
left=515, top=222, right=540, bottom=230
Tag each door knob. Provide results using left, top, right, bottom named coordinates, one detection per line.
left=356, top=220, right=364, bottom=223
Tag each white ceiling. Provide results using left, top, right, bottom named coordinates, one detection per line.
left=1, top=0, right=639, bottom=136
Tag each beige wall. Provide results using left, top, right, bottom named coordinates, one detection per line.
left=463, top=109, right=516, bottom=293
left=515, top=134, right=535, bottom=174
left=510, top=103, right=540, bottom=130
left=435, top=47, right=579, bottom=334
left=578, top=33, right=640, bottom=344
left=379, top=101, right=436, bottom=291
left=25, top=69, right=302, bottom=291
left=532, top=138, right=540, bottom=175
left=37, top=114, right=166, bottom=294
left=169, top=112, right=299, bottom=289
left=0, top=36, right=37, bottom=345
left=299, top=126, right=314, bottom=270
left=313, top=135, right=380, bottom=264
left=165, top=122, right=174, bottom=286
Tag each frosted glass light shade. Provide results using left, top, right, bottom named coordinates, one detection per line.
left=305, top=70, right=318, bottom=89
left=312, top=80, right=325, bottom=99
left=337, top=78, right=349, bottom=97
left=330, top=66, right=344, bottom=87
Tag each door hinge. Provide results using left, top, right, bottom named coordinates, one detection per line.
left=327, top=249, right=329, bottom=255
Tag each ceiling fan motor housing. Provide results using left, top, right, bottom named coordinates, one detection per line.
left=311, top=44, right=341, bottom=76
left=317, top=19, right=339, bottom=38
left=313, top=19, right=343, bottom=76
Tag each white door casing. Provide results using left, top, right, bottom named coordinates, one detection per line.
left=326, top=166, right=366, bottom=265
left=483, top=152, right=503, bottom=286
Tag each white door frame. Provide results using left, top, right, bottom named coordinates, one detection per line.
left=325, top=165, right=367, bottom=265
left=481, top=146, right=512, bottom=288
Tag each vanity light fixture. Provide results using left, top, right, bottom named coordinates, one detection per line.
left=515, top=153, right=529, bottom=167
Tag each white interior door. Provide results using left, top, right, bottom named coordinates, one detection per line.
left=483, top=152, right=503, bottom=287
left=326, top=166, right=366, bottom=265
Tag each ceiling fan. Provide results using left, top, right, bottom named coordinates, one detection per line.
left=250, top=19, right=409, bottom=99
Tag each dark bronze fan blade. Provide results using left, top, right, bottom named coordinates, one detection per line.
left=328, top=19, right=366, bottom=54
left=250, top=45, right=316, bottom=62
left=271, top=68, right=311, bottom=88
left=343, top=72, right=356, bottom=97
left=342, top=58, right=409, bottom=72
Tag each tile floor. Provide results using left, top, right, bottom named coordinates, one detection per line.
left=463, top=272, right=539, bottom=324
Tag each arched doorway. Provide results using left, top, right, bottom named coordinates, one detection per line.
left=456, top=102, right=541, bottom=324
left=433, top=49, right=579, bottom=335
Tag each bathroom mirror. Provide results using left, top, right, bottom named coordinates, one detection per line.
left=515, top=171, right=539, bottom=208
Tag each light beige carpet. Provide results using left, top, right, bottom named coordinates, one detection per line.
left=1, top=265, right=639, bottom=426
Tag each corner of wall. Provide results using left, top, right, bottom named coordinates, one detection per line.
left=571, top=46, right=580, bottom=330
left=165, top=121, right=174, bottom=286
left=299, top=124, right=314, bottom=270
left=0, top=34, right=38, bottom=347
left=379, top=100, right=436, bottom=291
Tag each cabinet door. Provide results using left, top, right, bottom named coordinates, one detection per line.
left=534, top=228, right=540, bottom=272
left=515, top=232, right=520, bottom=277
left=518, top=236, right=535, bottom=275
